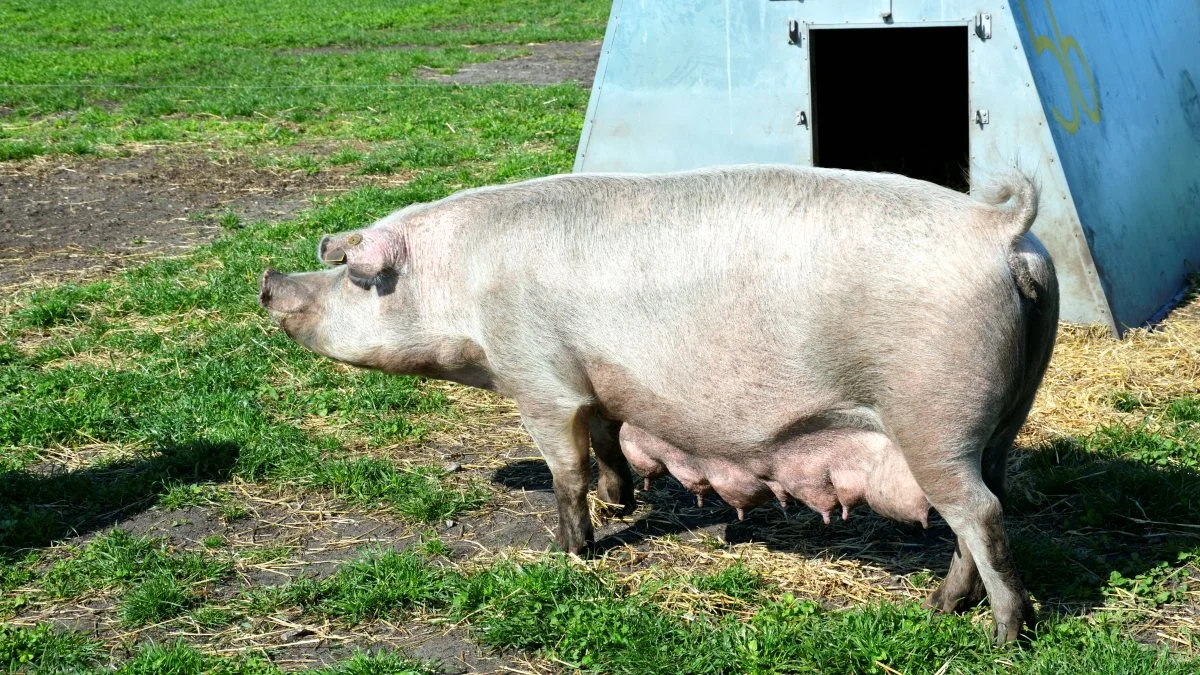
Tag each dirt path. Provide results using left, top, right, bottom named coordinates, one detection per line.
left=421, top=41, right=601, bottom=86
left=0, top=150, right=412, bottom=289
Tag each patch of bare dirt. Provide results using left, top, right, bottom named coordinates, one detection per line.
left=421, top=41, right=600, bottom=86
left=281, top=42, right=525, bottom=56
left=401, top=624, right=529, bottom=674
left=253, top=621, right=538, bottom=674
left=0, top=148, right=401, bottom=289
left=282, top=44, right=444, bottom=56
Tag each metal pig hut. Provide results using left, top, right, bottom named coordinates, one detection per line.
left=572, top=1, right=1200, bottom=334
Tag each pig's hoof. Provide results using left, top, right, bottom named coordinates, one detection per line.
left=992, top=619, right=1022, bottom=646
left=925, top=580, right=984, bottom=614
left=990, top=597, right=1035, bottom=646
left=554, top=522, right=596, bottom=558
left=597, top=479, right=636, bottom=517
left=555, top=538, right=595, bottom=557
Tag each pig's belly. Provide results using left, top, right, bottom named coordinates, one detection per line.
left=618, top=424, right=930, bottom=526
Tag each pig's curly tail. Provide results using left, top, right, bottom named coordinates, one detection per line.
left=979, top=170, right=1039, bottom=244
left=977, top=171, right=1044, bottom=301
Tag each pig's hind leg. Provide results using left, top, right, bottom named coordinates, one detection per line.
left=928, top=273, right=1056, bottom=627
left=900, top=424, right=1032, bottom=645
left=589, top=417, right=636, bottom=515
left=925, top=406, right=1025, bottom=615
left=518, top=403, right=595, bottom=555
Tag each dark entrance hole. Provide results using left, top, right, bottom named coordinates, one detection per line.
left=810, top=26, right=969, bottom=191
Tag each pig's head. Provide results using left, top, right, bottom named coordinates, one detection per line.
left=258, top=226, right=418, bottom=371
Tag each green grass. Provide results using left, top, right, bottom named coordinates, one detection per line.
left=1007, top=398, right=1200, bottom=610
left=0, top=445, right=39, bottom=473
left=0, top=0, right=607, bottom=159
left=4, top=0, right=1200, bottom=671
left=0, top=625, right=440, bottom=674
left=237, top=544, right=296, bottom=565
left=308, top=459, right=485, bottom=522
left=42, top=529, right=231, bottom=626
left=208, top=545, right=1200, bottom=674
left=275, top=546, right=456, bottom=625
left=121, top=571, right=199, bottom=626
left=0, top=623, right=103, bottom=674
left=157, top=482, right=230, bottom=510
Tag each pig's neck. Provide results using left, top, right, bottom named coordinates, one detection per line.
left=390, top=217, right=496, bottom=390
left=405, top=215, right=470, bottom=327
left=371, top=333, right=494, bottom=391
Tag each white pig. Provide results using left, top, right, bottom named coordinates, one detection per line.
left=259, top=164, right=1058, bottom=642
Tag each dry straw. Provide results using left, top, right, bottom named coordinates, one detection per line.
left=1021, top=296, right=1200, bottom=445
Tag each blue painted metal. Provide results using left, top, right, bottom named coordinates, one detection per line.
left=575, top=0, right=1200, bottom=332
left=1010, top=0, right=1200, bottom=329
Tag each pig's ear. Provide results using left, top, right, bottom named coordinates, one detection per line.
left=317, top=229, right=407, bottom=282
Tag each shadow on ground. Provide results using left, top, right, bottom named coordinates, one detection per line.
left=0, top=440, right=238, bottom=552
left=492, top=438, right=1200, bottom=613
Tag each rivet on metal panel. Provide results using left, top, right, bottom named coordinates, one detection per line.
left=787, top=20, right=800, bottom=45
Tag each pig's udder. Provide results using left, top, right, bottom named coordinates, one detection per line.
left=620, top=425, right=930, bottom=526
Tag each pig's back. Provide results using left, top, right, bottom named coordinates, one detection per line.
left=452, top=165, right=1022, bottom=448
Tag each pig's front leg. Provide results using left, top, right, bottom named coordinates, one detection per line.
left=519, top=404, right=594, bottom=554
left=589, top=417, right=636, bottom=515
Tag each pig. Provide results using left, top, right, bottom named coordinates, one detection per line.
left=258, top=164, right=1058, bottom=643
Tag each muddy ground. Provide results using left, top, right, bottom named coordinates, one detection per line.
left=0, top=151, right=368, bottom=288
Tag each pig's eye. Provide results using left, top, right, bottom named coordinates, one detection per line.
left=343, top=267, right=399, bottom=296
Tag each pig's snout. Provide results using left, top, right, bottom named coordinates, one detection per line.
left=258, top=268, right=283, bottom=310
left=258, top=268, right=313, bottom=315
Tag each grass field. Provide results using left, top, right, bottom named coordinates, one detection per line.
left=3, top=1, right=1200, bottom=673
